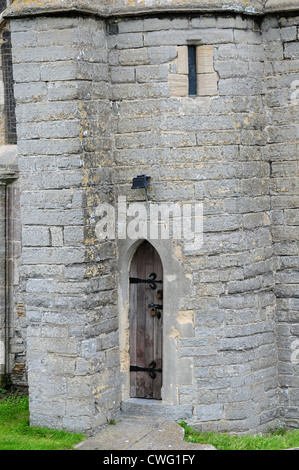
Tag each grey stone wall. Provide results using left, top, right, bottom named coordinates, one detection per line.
left=11, top=15, right=119, bottom=435
left=264, top=14, right=299, bottom=428
left=110, top=14, right=278, bottom=434
left=7, top=6, right=299, bottom=435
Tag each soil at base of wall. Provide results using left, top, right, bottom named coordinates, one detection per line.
left=0, top=384, right=29, bottom=401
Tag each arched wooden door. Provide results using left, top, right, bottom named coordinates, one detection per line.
left=129, top=241, right=163, bottom=399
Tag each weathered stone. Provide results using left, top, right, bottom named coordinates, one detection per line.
left=0, top=1, right=297, bottom=438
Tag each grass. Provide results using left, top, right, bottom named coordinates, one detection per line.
left=0, top=387, right=85, bottom=450
left=179, top=420, right=299, bottom=451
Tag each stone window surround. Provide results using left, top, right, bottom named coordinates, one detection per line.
left=169, top=44, right=219, bottom=98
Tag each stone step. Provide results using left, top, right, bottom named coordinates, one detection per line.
left=120, top=398, right=193, bottom=421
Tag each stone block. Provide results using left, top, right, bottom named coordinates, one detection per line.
left=214, top=60, right=248, bottom=78
left=224, top=402, right=253, bottom=420
left=35, top=16, right=79, bottom=32
left=11, top=31, right=37, bottom=48
left=119, top=48, right=149, bottom=66
left=16, top=101, right=78, bottom=123
left=66, top=398, right=94, bottom=417
left=50, top=227, right=64, bottom=247
left=194, top=404, right=223, bottom=422
left=21, top=247, right=85, bottom=265
left=18, top=138, right=81, bottom=156
left=13, top=63, right=41, bottom=83
left=136, top=64, right=169, bottom=83
left=118, top=19, right=144, bottom=33
left=284, top=42, right=299, bottom=59
left=19, top=119, right=79, bottom=140
left=219, top=77, right=262, bottom=96
left=197, top=72, right=219, bottom=96
left=40, top=61, right=78, bottom=81
left=188, top=28, right=234, bottom=44
left=143, top=17, right=189, bottom=31
left=144, top=30, right=184, bottom=47
left=191, top=17, right=217, bottom=29
left=108, top=32, right=144, bottom=49
left=22, top=226, right=50, bottom=247
left=37, top=29, right=75, bottom=47
left=196, top=46, right=215, bottom=74
left=169, top=74, right=188, bottom=97
left=148, top=46, right=178, bottom=64
left=62, top=416, right=92, bottom=434
left=13, top=82, right=47, bottom=104
left=64, top=226, right=84, bottom=247
left=280, top=26, right=297, bottom=42
left=177, top=46, right=188, bottom=74
left=234, top=29, right=262, bottom=44
left=111, top=82, right=168, bottom=101
left=121, top=399, right=193, bottom=420
left=48, top=81, right=88, bottom=101
left=111, top=66, right=135, bottom=83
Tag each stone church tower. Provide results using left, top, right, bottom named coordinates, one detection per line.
left=0, top=0, right=298, bottom=435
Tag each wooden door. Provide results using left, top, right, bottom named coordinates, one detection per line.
left=129, top=241, right=163, bottom=399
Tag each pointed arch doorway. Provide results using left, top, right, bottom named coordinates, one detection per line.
left=129, top=241, right=163, bottom=400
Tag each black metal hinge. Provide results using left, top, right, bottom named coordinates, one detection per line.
left=130, top=361, right=162, bottom=380
left=129, top=272, right=163, bottom=291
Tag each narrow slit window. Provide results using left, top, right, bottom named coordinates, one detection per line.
left=188, top=46, right=197, bottom=96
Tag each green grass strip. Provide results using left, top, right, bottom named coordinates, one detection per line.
left=0, top=392, right=85, bottom=450
left=179, top=421, right=299, bottom=451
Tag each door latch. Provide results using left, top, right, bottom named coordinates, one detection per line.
left=149, top=304, right=163, bottom=310
left=149, top=303, right=163, bottom=319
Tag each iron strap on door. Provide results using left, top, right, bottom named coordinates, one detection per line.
left=130, top=361, right=162, bottom=380
left=129, top=272, right=163, bottom=291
